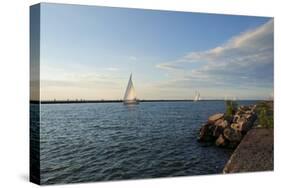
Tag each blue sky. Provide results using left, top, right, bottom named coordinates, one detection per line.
left=39, top=3, right=273, bottom=100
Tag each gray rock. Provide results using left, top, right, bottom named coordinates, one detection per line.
left=223, top=127, right=242, bottom=142
left=213, top=125, right=224, bottom=137
left=198, top=123, right=216, bottom=142
left=216, top=134, right=226, bottom=146
left=232, top=115, right=240, bottom=123
left=214, top=119, right=228, bottom=128
left=198, top=104, right=258, bottom=148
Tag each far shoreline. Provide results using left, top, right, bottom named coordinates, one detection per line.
left=31, top=99, right=263, bottom=104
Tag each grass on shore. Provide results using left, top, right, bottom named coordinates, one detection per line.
left=255, top=101, right=274, bottom=128
left=225, top=100, right=238, bottom=121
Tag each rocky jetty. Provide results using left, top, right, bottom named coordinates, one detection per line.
left=198, top=105, right=257, bottom=148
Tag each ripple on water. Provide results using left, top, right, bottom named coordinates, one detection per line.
left=38, top=101, right=256, bottom=184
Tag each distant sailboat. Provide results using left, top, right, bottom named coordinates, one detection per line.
left=224, top=96, right=228, bottom=101
left=123, top=74, right=139, bottom=105
left=194, top=91, right=201, bottom=102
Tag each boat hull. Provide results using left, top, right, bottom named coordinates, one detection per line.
left=123, top=100, right=139, bottom=105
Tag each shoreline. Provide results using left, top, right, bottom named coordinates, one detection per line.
left=32, top=99, right=262, bottom=104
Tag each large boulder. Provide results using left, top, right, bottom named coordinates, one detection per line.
left=242, top=114, right=257, bottom=133
left=232, top=114, right=240, bottom=123
left=231, top=114, right=257, bottom=132
left=208, top=113, right=224, bottom=124
left=231, top=116, right=246, bottom=131
left=198, top=123, right=216, bottom=142
left=238, top=105, right=251, bottom=112
left=245, top=114, right=252, bottom=120
left=213, top=125, right=224, bottom=137
left=236, top=110, right=244, bottom=116
left=215, top=134, right=226, bottom=147
left=231, top=123, right=241, bottom=131
left=214, top=119, right=228, bottom=128
left=223, top=127, right=242, bottom=142
left=223, top=127, right=243, bottom=148
left=247, top=113, right=257, bottom=123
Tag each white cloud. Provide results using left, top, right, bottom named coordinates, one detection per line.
left=156, top=19, right=274, bottom=92
left=155, top=63, right=182, bottom=71
left=184, top=19, right=273, bottom=66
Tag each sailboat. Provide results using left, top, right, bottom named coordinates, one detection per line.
left=194, top=91, right=201, bottom=102
left=224, top=96, right=228, bottom=101
left=123, top=73, right=139, bottom=105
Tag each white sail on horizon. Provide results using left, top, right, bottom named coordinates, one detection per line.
left=194, top=91, right=201, bottom=102
left=123, top=74, right=138, bottom=104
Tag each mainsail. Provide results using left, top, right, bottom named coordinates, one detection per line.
left=123, top=74, right=138, bottom=104
left=194, top=91, right=201, bottom=102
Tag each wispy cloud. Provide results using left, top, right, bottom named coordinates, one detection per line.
left=105, top=67, right=120, bottom=71
left=156, top=19, right=274, bottom=92
left=155, top=63, right=182, bottom=71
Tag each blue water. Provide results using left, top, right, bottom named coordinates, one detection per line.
left=39, top=101, right=256, bottom=184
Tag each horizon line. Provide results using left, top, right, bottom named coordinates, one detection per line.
left=31, top=99, right=272, bottom=104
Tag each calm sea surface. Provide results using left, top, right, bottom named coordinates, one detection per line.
left=38, top=101, right=256, bottom=184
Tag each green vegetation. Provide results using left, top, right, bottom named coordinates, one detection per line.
left=255, top=101, right=274, bottom=128
left=225, top=100, right=238, bottom=121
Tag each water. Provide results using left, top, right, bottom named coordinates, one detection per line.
left=38, top=101, right=255, bottom=184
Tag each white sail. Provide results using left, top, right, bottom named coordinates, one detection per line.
left=123, top=74, right=138, bottom=104
left=194, top=91, right=200, bottom=102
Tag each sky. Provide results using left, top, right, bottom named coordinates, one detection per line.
left=38, top=3, right=273, bottom=100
